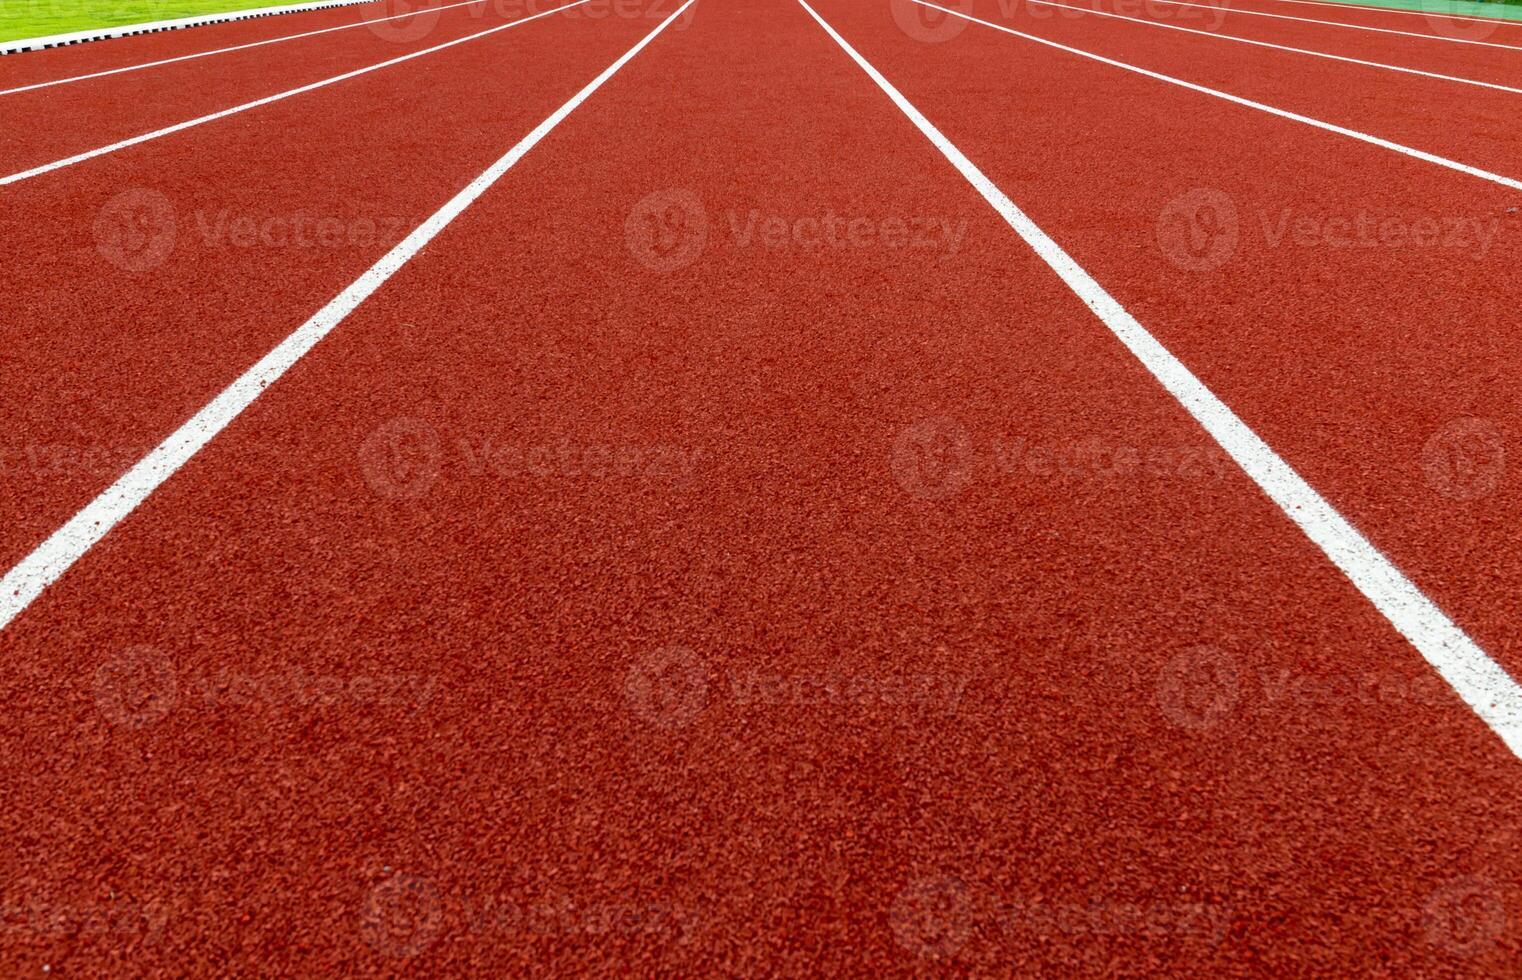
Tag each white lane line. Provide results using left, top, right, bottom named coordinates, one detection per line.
left=1136, top=0, right=1522, bottom=50
left=0, top=0, right=378, bottom=56
left=0, top=0, right=589, bottom=185
left=0, top=0, right=697, bottom=633
left=2, top=0, right=490, bottom=98
left=797, top=0, right=1522, bottom=759
left=1261, top=0, right=1522, bottom=29
left=1027, top=0, right=1522, bottom=96
left=912, top=0, right=1522, bottom=193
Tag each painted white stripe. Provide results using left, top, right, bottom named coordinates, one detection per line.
left=1262, top=0, right=1522, bottom=29
left=0, top=0, right=589, bottom=185
left=0, top=0, right=697, bottom=633
left=2, top=0, right=491, bottom=98
left=1026, top=0, right=1522, bottom=96
left=913, top=0, right=1522, bottom=193
left=1137, top=0, right=1522, bottom=50
left=0, top=0, right=379, bottom=56
left=798, top=0, right=1522, bottom=758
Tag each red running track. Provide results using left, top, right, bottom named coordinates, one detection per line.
left=821, top=0, right=1522, bottom=674
left=1007, top=0, right=1522, bottom=89
left=0, top=0, right=665, bottom=176
left=0, top=3, right=663, bottom=573
left=1, top=0, right=1520, bottom=973
left=1134, top=0, right=1522, bottom=51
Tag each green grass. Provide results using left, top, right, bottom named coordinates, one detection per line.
left=0, top=0, right=328, bottom=43
left=1318, top=0, right=1522, bottom=14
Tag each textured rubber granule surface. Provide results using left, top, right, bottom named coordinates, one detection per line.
left=817, top=0, right=1522, bottom=677
left=0, top=7, right=656, bottom=573
left=2, top=0, right=1520, bottom=975
left=1025, top=0, right=1522, bottom=87
left=0, top=1, right=619, bottom=175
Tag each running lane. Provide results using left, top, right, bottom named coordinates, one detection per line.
left=0, top=0, right=406, bottom=90
left=898, top=0, right=1522, bottom=178
left=0, top=8, right=666, bottom=574
left=1003, top=0, right=1522, bottom=89
left=811, top=4, right=1522, bottom=675
left=1, top=0, right=1518, bottom=973
left=0, top=0, right=641, bottom=90
left=1153, top=0, right=1522, bottom=46
left=0, top=0, right=629, bottom=175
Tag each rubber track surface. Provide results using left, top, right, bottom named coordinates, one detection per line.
left=0, top=1, right=616, bottom=174
left=1, top=0, right=1519, bottom=974
left=0, top=6, right=656, bottom=573
left=1028, top=0, right=1522, bottom=86
left=831, top=0, right=1522, bottom=675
